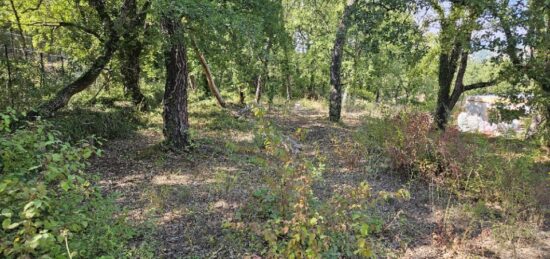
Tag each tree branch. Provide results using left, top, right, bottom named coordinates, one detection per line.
left=463, top=80, right=498, bottom=91
left=9, top=0, right=28, bottom=52
left=21, top=21, right=103, bottom=40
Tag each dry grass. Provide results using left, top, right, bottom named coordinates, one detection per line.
left=88, top=98, right=549, bottom=258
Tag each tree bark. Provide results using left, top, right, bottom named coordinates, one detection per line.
left=191, top=38, right=226, bottom=108
left=161, top=16, right=190, bottom=150
left=254, top=75, right=262, bottom=104
left=329, top=0, right=355, bottom=122
left=119, top=0, right=150, bottom=111
left=29, top=0, right=118, bottom=118
left=238, top=84, right=246, bottom=105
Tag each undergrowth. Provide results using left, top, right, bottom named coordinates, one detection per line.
left=358, top=109, right=547, bottom=249
left=49, top=105, right=145, bottom=142
left=0, top=109, right=152, bottom=258
left=225, top=107, right=410, bottom=258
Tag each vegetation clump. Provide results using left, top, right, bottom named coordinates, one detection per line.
left=0, top=110, right=146, bottom=258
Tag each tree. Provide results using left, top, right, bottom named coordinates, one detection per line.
left=431, top=1, right=498, bottom=129
left=118, top=0, right=150, bottom=111
left=490, top=0, right=549, bottom=142
left=191, top=37, right=226, bottom=108
left=29, top=0, right=119, bottom=117
left=329, top=0, right=356, bottom=122
left=160, top=13, right=190, bottom=150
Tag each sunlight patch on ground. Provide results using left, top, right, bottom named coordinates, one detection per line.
left=152, top=174, right=191, bottom=186
left=159, top=209, right=187, bottom=224
left=211, top=199, right=239, bottom=210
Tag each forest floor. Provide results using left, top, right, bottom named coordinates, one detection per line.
left=89, top=100, right=549, bottom=258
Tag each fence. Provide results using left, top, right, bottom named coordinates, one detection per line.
left=1, top=31, right=71, bottom=110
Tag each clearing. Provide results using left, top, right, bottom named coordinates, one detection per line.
left=90, top=100, right=549, bottom=258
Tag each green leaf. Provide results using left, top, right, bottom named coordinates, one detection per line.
left=2, top=218, right=21, bottom=230
left=60, top=181, right=70, bottom=192
left=82, top=149, right=93, bottom=159
left=360, top=223, right=369, bottom=236
left=51, top=153, right=62, bottom=162
left=1, top=209, right=13, bottom=218
left=309, top=217, right=318, bottom=225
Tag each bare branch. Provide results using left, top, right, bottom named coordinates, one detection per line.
left=21, top=21, right=103, bottom=41
left=463, top=80, right=498, bottom=91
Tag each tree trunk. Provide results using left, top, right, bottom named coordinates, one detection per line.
left=329, top=0, right=355, bottom=122
left=189, top=74, right=197, bottom=90
left=161, top=17, right=190, bottom=150
left=119, top=0, right=149, bottom=111
left=191, top=38, right=226, bottom=107
left=285, top=75, right=292, bottom=101
left=342, top=86, right=349, bottom=112
left=283, top=43, right=292, bottom=101
left=434, top=52, right=455, bottom=129
left=255, top=75, right=262, bottom=104
left=435, top=43, right=495, bottom=129
left=30, top=0, right=117, bottom=118
left=120, top=43, right=147, bottom=110
left=307, top=69, right=315, bottom=99
left=239, top=88, right=246, bottom=105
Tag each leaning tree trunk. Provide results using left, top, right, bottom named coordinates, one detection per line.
left=191, top=38, right=226, bottom=108
left=329, top=0, right=355, bottom=122
left=161, top=16, right=190, bottom=150
left=30, top=0, right=117, bottom=118
left=119, top=0, right=150, bottom=111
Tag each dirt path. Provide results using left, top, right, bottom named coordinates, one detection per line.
left=90, top=103, right=549, bottom=258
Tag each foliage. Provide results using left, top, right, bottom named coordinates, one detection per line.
left=359, top=110, right=545, bottom=227
left=0, top=110, right=146, bottom=258
left=230, top=107, right=410, bottom=258
left=361, top=111, right=468, bottom=183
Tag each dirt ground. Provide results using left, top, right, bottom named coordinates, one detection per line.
left=89, top=102, right=549, bottom=258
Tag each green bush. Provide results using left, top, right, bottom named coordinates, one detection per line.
left=0, top=110, right=142, bottom=258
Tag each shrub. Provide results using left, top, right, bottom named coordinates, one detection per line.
left=359, top=110, right=544, bottom=225
left=0, top=110, right=142, bottom=258
left=362, top=111, right=473, bottom=184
